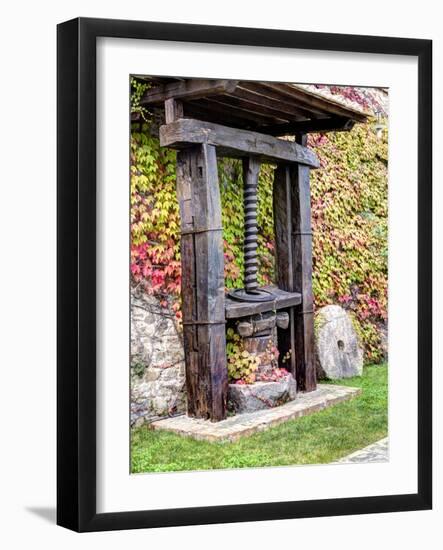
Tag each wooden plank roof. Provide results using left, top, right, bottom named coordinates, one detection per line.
left=136, top=76, right=370, bottom=136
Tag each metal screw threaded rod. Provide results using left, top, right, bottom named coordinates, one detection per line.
left=243, top=158, right=260, bottom=293
left=227, top=157, right=274, bottom=303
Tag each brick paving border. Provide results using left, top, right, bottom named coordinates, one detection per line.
left=151, top=384, right=361, bottom=442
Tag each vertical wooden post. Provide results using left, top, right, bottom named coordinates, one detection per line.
left=273, top=134, right=316, bottom=392
left=273, top=164, right=297, bottom=376
left=164, top=97, right=183, bottom=123
left=292, top=133, right=316, bottom=391
left=175, top=143, right=228, bottom=421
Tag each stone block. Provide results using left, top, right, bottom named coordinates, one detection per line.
left=315, top=305, right=363, bottom=379
left=130, top=287, right=187, bottom=424
left=243, top=335, right=272, bottom=354
left=228, top=374, right=297, bottom=413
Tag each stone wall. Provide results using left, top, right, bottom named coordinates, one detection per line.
left=131, top=287, right=186, bottom=426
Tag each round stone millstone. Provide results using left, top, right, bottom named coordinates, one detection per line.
left=315, top=305, right=363, bottom=379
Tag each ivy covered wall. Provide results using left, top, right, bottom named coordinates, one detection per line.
left=130, top=87, right=388, bottom=363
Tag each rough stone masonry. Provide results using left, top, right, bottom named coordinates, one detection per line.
left=130, top=286, right=186, bottom=426
left=131, top=287, right=365, bottom=425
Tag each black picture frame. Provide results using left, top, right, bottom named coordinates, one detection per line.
left=57, top=17, right=432, bottom=532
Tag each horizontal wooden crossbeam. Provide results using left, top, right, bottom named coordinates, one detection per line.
left=141, top=79, right=239, bottom=104
left=160, top=118, right=320, bottom=167
left=225, top=286, right=302, bottom=319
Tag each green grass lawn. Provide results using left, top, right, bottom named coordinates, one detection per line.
left=131, top=364, right=388, bottom=473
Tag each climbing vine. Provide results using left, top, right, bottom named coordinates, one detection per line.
left=308, top=121, right=388, bottom=362
left=130, top=82, right=388, bottom=362
left=130, top=124, right=182, bottom=318
left=226, top=328, right=260, bottom=384
left=218, top=159, right=275, bottom=290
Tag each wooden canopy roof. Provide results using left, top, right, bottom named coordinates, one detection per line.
left=137, top=77, right=369, bottom=136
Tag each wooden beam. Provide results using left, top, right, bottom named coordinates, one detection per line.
left=175, top=143, right=228, bottom=421
left=183, top=101, right=261, bottom=130
left=262, top=82, right=367, bottom=122
left=238, top=82, right=317, bottom=119
left=160, top=118, right=320, bottom=167
left=262, top=116, right=356, bottom=136
left=203, top=97, right=288, bottom=126
left=231, top=85, right=308, bottom=120
left=261, top=82, right=329, bottom=116
left=141, top=79, right=239, bottom=105
left=288, top=84, right=368, bottom=122
left=185, top=97, right=284, bottom=127
left=291, top=134, right=316, bottom=392
left=273, top=165, right=297, bottom=377
left=164, top=98, right=183, bottom=124
left=225, top=286, right=301, bottom=319
left=206, top=95, right=290, bottom=124
left=273, top=140, right=317, bottom=392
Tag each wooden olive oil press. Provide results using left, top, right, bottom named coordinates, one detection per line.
left=139, top=78, right=367, bottom=421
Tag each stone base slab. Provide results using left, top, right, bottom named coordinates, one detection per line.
left=336, top=437, right=389, bottom=464
left=150, top=384, right=361, bottom=443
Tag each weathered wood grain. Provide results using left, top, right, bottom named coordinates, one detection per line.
left=237, top=82, right=315, bottom=119
left=183, top=101, right=259, bottom=131
left=230, top=85, right=308, bottom=120
left=141, top=79, right=239, bottom=105
left=203, top=96, right=288, bottom=125
left=175, top=144, right=228, bottom=421
left=160, top=118, right=320, bottom=167
left=273, top=164, right=297, bottom=376
left=225, top=286, right=302, bottom=319
left=164, top=98, right=183, bottom=124
left=262, top=82, right=367, bottom=122
left=291, top=134, right=316, bottom=391
left=262, top=116, right=356, bottom=136
left=273, top=152, right=316, bottom=392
